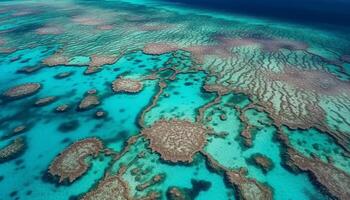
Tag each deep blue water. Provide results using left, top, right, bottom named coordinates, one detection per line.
left=157, top=0, right=350, bottom=26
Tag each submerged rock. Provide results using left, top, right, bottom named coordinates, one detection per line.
left=34, top=96, right=56, bottom=106
left=250, top=153, right=274, bottom=173
left=13, top=125, right=27, bottom=134
left=136, top=173, right=165, bottom=191
left=2, top=83, right=41, bottom=100
left=203, top=84, right=230, bottom=95
left=17, top=66, right=42, bottom=74
left=55, top=104, right=70, bottom=113
left=1, top=125, right=27, bottom=140
left=78, top=90, right=100, bottom=111
left=54, top=72, right=73, bottom=79
left=166, top=187, right=191, bottom=200
left=142, top=119, right=208, bottom=163
left=284, top=148, right=350, bottom=200
left=94, top=110, right=107, bottom=119
left=112, top=77, right=143, bottom=93
left=226, top=168, right=272, bottom=200
left=81, top=175, right=130, bottom=200
left=0, top=137, right=26, bottom=163
left=84, top=67, right=101, bottom=75
left=48, top=138, right=103, bottom=183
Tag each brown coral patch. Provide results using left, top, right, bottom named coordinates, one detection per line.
left=89, top=55, right=117, bottom=68
left=54, top=72, right=72, bottom=79
left=34, top=96, right=56, bottom=106
left=143, top=43, right=179, bottom=55
left=284, top=148, right=350, bottom=200
left=43, top=54, right=69, bottom=66
left=55, top=104, right=70, bottom=113
left=166, top=187, right=191, bottom=200
left=267, top=67, right=350, bottom=95
left=136, top=173, right=165, bottom=191
left=17, top=66, right=43, bottom=74
left=0, top=137, right=26, bottom=163
left=1, top=125, right=28, bottom=140
left=81, top=175, right=130, bottom=200
left=94, top=110, right=107, bottom=119
left=12, top=125, right=27, bottom=135
left=2, top=83, right=41, bottom=100
left=84, top=67, right=101, bottom=75
left=48, top=138, right=103, bottom=183
left=112, top=77, right=143, bottom=93
left=250, top=154, right=274, bottom=173
left=226, top=169, right=272, bottom=200
left=142, top=119, right=208, bottom=163
left=137, top=191, right=161, bottom=200
left=203, top=84, right=230, bottom=95
left=78, top=91, right=100, bottom=111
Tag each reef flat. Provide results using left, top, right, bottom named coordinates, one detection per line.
left=0, top=0, right=349, bottom=200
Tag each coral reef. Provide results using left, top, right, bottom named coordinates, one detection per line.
left=34, top=96, right=56, bottom=106
left=2, top=83, right=41, bottom=100
left=136, top=173, right=165, bottom=191
left=55, top=104, right=70, bottom=113
left=78, top=90, right=100, bottom=111
left=54, top=72, right=72, bottom=79
left=81, top=175, right=131, bottom=200
left=166, top=187, right=191, bottom=200
left=48, top=138, right=103, bottom=183
left=112, top=77, right=143, bottom=93
left=249, top=153, right=274, bottom=173
left=43, top=53, right=69, bottom=66
left=143, top=43, right=179, bottom=55
left=226, top=169, right=272, bottom=200
left=284, top=148, right=350, bottom=200
left=142, top=119, right=207, bottom=162
left=0, top=137, right=26, bottom=163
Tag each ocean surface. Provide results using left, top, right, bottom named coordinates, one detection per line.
left=158, top=0, right=350, bottom=26
left=0, top=0, right=349, bottom=200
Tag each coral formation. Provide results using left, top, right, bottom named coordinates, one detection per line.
left=81, top=175, right=130, bottom=200
left=34, top=96, right=56, bottom=106
left=226, top=169, right=272, bottom=200
left=78, top=90, right=100, bottom=111
left=284, top=148, right=350, bottom=200
left=142, top=119, right=207, bottom=162
left=0, top=137, right=26, bottom=163
left=112, top=77, right=143, bottom=93
left=2, top=83, right=41, bottom=100
left=250, top=153, right=274, bottom=173
left=48, top=138, right=103, bottom=183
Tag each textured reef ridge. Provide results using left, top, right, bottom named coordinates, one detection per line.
left=142, top=119, right=208, bottom=163
left=48, top=138, right=103, bottom=183
left=0, top=0, right=349, bottom=200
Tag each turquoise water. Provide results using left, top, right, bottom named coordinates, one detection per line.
left=0, top=0, right=349, bottom=200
